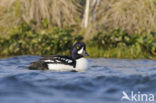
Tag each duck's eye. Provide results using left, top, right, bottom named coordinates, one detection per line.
left=76, top=46, right=80, bottom=50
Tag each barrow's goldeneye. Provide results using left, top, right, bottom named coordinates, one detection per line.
left=28, top=41, right=89, bottom=72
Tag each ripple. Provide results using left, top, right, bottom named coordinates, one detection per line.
left=0, top=56, right=156, bottom=103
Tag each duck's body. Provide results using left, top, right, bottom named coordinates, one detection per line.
left=29, top=42, right=89, bottom=72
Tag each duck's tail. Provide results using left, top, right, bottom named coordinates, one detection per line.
left=28, top=61, right=48, bottom=70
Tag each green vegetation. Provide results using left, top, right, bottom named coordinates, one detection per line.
left=89, top=29, right=156, bottom=59
left=0, top=22, right=82, bottom=57
left=0, top=0, right=156, bottom=59
left=0, top=22, right=156, bottom=59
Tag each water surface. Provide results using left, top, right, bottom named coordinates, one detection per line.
left=0, top=56, right=156, bottom=103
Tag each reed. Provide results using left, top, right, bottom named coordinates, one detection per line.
left=0, top=0, right=81, bottom=35
left=85, top=0, right=156, bottom=39
left=0, top=0, right=156, bottom=42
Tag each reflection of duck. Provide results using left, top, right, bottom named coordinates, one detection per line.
left=28, top=41, right=89, bottom=72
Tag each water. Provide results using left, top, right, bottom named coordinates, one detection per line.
left=0, top=56, right=156, bottom=103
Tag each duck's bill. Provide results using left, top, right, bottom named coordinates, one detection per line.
left=82, top=51, right=89, bottom=56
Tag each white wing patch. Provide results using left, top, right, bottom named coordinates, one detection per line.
left=44, top=60, right=54, bottom=62
left=53, top=57, right=73, bottom=63
left=44, top=57, right=73, bottom=64
left=61, top=58, right=66, bottom=60
left=56, top=60, right=61, bottom=62
left=68, top=60, right=73, bottom=63
left=53, top=57, right=60, bottom=59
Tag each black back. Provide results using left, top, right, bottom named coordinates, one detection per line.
left=29, top=55, right=76, bottom=70
left=41, top=55, right=76, bottom=67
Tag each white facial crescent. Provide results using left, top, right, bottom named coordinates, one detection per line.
left=78, top=47, right=85, bottom=55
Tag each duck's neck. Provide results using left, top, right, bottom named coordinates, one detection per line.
left=70, top=49, right=82, bottom=60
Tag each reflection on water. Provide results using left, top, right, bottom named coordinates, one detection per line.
left=0, top=56, right=156, bottom=103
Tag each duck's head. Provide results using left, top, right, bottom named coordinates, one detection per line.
left=70, top=41, right=89, bottom=60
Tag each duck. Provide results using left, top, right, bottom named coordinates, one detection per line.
left=28, top=41, right=89, bottom=72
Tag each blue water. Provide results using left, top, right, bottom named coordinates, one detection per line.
left=0, top=56, right=156, bottom=103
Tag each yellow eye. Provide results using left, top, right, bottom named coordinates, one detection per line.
left=76, top=46, right=80, bottom=50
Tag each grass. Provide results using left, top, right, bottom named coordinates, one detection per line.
left=87, top=46, right=152, bottom=59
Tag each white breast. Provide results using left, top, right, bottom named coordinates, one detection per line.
left=75, top=58, right=88, bottom=72
left=47, top=58, right=88, bottom=72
